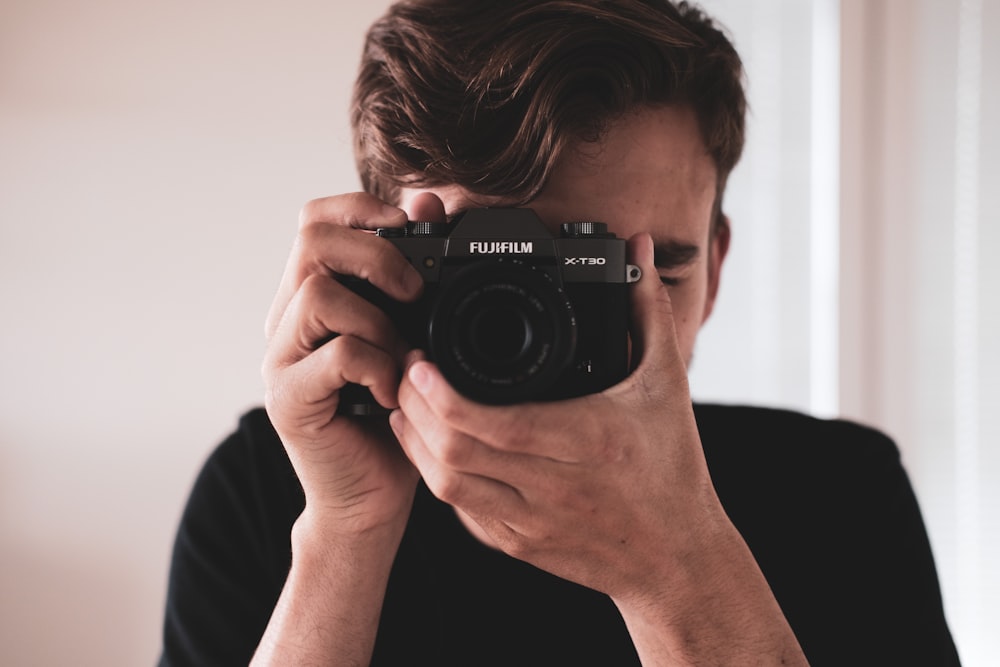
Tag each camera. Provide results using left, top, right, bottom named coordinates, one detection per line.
left=337, top=208, right=641, bottom=415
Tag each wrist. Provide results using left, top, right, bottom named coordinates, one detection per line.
left=294, top=460, right=420, bottom=538
left=292, top=494, right=414, bottom=564
left=612, top=514, right=806, bottom=665
left=252, top=499, right=412, bottom=665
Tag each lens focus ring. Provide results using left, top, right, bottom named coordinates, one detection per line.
left=427, top=259, right=577, bottom=404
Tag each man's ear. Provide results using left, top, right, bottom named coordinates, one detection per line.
left=702, top=213, right=731, bottom=324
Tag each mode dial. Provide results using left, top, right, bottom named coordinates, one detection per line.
left=407, top=221, right=451, bottom=237
left=560, top=221, right=611, bottom=238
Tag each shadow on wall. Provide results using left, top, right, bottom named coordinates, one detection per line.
left=0, top=537, right=152, bottom=665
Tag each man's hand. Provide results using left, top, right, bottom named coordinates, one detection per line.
left=261, top=192, right=429, bottom=532
left=254, top=193, right=455, bottom=666
left=390, top=231, right=808, bottom=664
left=390, top=231, right=714, bottom=594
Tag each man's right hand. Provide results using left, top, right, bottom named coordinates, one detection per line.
left=261, top=192, right=431, bottom=534
left=254, top=192, right=450, bottom=665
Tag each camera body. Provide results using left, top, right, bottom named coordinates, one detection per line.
left=338, top=208, right=640, bottom=414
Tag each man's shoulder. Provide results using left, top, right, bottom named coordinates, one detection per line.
left=693, top=402, right=897, bottom=457
left=234, top=405, right=281, bottom=442
left=194, top=407, right=299, bottom=503
left=211, top=406, right=285, bottom=463
left=693, top=403, right=911, bottom=555
left=692, top=402, right=903, bottom=497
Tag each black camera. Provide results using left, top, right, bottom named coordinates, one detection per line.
left=337, top=208, right=641, bottom=415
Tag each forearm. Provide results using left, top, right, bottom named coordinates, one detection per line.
left=250, top=510, right=406, bottom=667
left=614, top=517, right=808, bottom=666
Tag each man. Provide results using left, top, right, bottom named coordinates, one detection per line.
left=161, top=1, right=960, bottom=665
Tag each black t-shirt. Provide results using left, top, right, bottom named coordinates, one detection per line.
left=159, top=405, right=961, bottom=666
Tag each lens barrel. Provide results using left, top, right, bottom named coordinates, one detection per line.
left=428, top=259, right=577, bottom=404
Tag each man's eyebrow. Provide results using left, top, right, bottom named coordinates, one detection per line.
left=653, top=241, right=700, bottom=268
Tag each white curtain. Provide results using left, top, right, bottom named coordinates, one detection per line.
left=691, top=1, right=999, bottom=663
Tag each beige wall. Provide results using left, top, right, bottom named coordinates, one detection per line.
left=839, top=2, right=999, bottom=662
left=0, top=1, right=394, bottom=663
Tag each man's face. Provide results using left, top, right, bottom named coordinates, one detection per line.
left=399, top=105, right=728, bottom=367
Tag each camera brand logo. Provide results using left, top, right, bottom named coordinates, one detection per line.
left=469, top=241, right=534, bottom=254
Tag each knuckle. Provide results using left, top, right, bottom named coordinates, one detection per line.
left=320, top=334, right=354, bottom=368
left=298, top=198, right=326, bottom=228
left=300, top=272, right=335, bottom=303
left=299, top=192, right=377, bottom=229
left=338, top=192, right=375, bottom=222
left=504, top=413, right=531, bottom=444
left=427, top=470, right=465, bottom=505
left=297, top=216, right=332, bottom=249
left=436, top=399, right=460, bottom=425
left=486, top=411, right=529, bottom=451
left=435, top=434, right=471, bottom=468
left=500, top=534, right=533, bottom=561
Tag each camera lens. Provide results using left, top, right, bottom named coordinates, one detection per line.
left=467, top=302, right=531, bottom=366
left=428, top=259, right=577, bottom=404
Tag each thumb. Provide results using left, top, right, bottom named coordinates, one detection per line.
left=626, top=233, right=685, bottom=377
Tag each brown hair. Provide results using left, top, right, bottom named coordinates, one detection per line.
left=352, top=0, right=746, bottom=215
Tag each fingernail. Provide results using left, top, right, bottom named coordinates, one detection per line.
left=409, top=362, right=432, bottom=394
